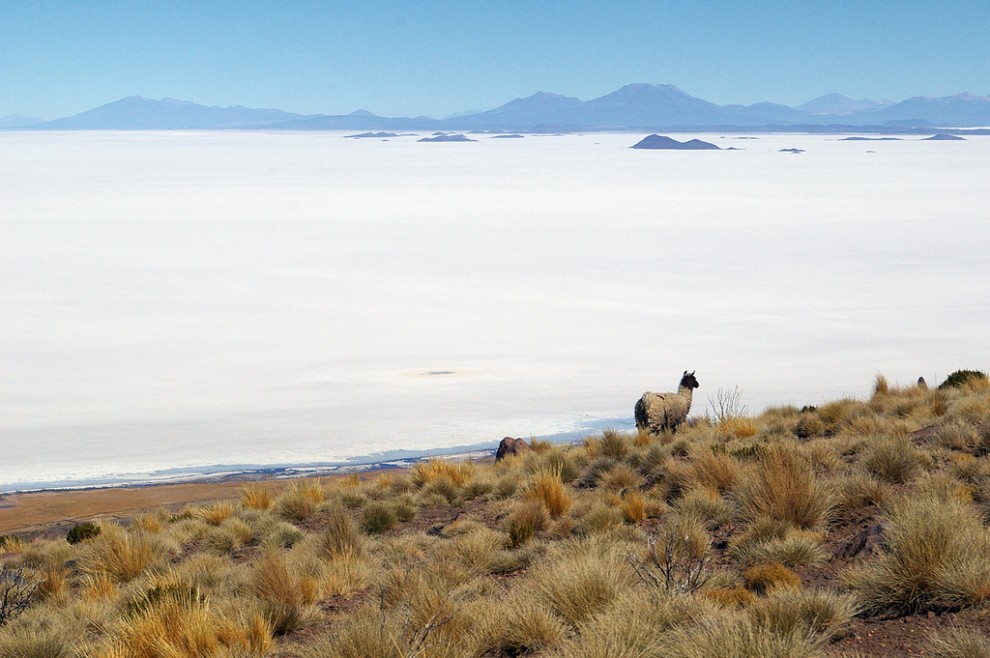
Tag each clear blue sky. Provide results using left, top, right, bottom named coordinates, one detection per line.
left=3, top=1, right=988, bottom=120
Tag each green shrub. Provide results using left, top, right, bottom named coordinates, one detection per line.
left=66, top=521, right=100, bottom=544
left=939, top=369, right=988, bottom=390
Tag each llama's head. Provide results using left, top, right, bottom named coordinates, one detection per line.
left=680, top=370, right=700, bottom=390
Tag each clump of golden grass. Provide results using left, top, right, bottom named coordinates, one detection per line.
left=690, top=446, right=743, bottom=494
left=474, top=590, right=566, bottom=656
left=530, top=539, right=634, bottom=626
left=274, top=478, right=326, bottom=521
left=735, top=443, right=833, bottom=530
left=101, top=581, right=272, bottom=657
left=411, top=458, right=472, bottom=487
left=701, top=586, right=757, bottom=609
left=81, top=524, right=165, bottom=583
left=859, top=435, right=924, bottom=484
left=249, top=549, right=321, bottom=635
left=733, top=520, right=825, bottom=569
left=926, top=627, right=990, bottom=658
left=240, top=484, right=274, bottom=511
left=718, top=416, right=760, bottom=438
left=599, top=428, right=629, bottom=459
left=674, top=488, right=736, bottom=527
left=654, top=613, right=825, bottom=658
left=359, top=501, right=397, bottom=534
left=527, top=468, right=572, bottom=518
left=0, top=625, right=75, bottom=658
left=616, top=491, right=646, bottom=523
left=548, top=590, right=695, bottom=658
left=506, top=499, right=548, bottom=547
left=743, top=563, right=801, bottom=595
left=844, top=493, right=990, bottom=614
left=192, top=501, right=235, bottom=526
left=317, top=504, right=362, bottom=557
left=747, top=588, right=857, bottom=640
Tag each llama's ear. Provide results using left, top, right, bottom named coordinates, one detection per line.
left=683, top=370, right=688, bottom=376
left=690, top=370, right=695, bottom=376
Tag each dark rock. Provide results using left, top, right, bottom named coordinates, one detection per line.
left=496, top=437, right=531, bottom=461
left=780, top=148, right=806, bottom=153
left=836, top=523, right=886, bottom=560
left=418, top=133, right=477, bottom=142
left=630, top=134, right=720, bottom=150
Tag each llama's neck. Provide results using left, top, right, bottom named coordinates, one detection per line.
left=677, top=385, right=694, bottom=403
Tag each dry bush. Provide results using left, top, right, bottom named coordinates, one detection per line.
left=411, top=459, right=472, bottom=487
left=263, top=520, right=306, bottom=549
left=0, top=624, right=75, bottom=658
left=616, top=491, right=646, bottom=523
left=0, top=564, right=40, bottom=627
left=274, top=478, right=326, bottom=521
left=599, top=428, right=629, bottom=459
left=249, top=549, right=321, bottom=635
left=747, top=588, right=857, bottom=640
left=99, top=578, right=272, bottom=657
left=674, top=488, right=736, bottom=528
left=817, top=398, right=869, bottom=434
left=474, top=589, right=566, bottom=657
left=859, top=435, right=924, bottom=484
left=359, top=501, right=397, bottom=535
left=81, top=524, right=166, bottom=584
left=171, top=553, right=242, bottom=598
left=547, top=590, right=698, bottom=658
left=793, top=412, right=825, bottom=439
left=719, top=417, right=760, bottom=439
left=655, top=613, right=825, bottom=658
left=834, top=472, right=894, bottom=515
left=240, top=484, right=274, bottom=511
left=691, top=446, right=743, bottom=493
left=844, top=493, right=990, bottom=614
left=574, top=499, right=623, bottom=535
left=637, top=444, right=670, bottom=478
left=578, top=455, right=620, bottom=488
left=801, top=439, right=841, bottom=473
left=318, top=504, right=362, bottom=558
left=629, top=512, right=712, bottom=595
left=743, top=563, right=801, bottom=595
left=530, top=539, right=635, bottom=626
left=422, top=475, right=461, bottom=505
left=701, top=586, right=757, bottom=609
left=193, top=501, right=235, bottom=526
left=527, top=448, right=581, bottom=483
left=598, top=462, right=645, bottom=491
left=735, top=443, right=833, bottom=530
left=527, top=468, right=572, bottom=518
left=926, top=627, right=990, bottom=658
left=131, top=512, right=167, bottom=533
left=505, top=499, right=548, bottom=548
left=736, top=530, right=825, bottom=569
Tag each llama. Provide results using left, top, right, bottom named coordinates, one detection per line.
left=634, top=371, right=700, bottom=434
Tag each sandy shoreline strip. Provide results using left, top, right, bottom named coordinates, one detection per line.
left=0, top=450, right=501, bottom=535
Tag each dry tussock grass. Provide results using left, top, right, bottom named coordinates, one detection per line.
left=735, top=443, right=833, bottom=529
left=411, top=458, right=473, bottom=487
left=7, top=375, right=990, bottom=657
left=844, top=492, right=990, bottom=614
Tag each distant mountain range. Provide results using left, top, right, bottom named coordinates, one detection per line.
left=8, top=84, right=990, bottom=132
